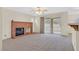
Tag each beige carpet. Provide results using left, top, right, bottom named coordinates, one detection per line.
left=2, top=34, right=74, bottom=51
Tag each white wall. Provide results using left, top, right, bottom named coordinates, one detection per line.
left=0, top=8, right=2, bottom=50
left=32, top=16, right=40, bottom=33
left=60, top=12, right=70, bottom=35
left=2, top=8, right=33, bottom=40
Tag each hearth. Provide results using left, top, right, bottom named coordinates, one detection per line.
left=16, top=28, right=24, bottom=36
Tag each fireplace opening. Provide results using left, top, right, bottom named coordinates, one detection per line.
left=16, top=28, right=24, bottom=36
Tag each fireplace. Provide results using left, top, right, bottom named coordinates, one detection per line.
left=11, top=20, right=33, bottom=38
left=16, top=28, right=24, bottom=36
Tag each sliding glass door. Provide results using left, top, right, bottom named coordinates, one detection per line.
left=44, top=19, right=51, bottom=34
left=44, top=17, right=61, bottom=34
left=53, top=18, right=61, bottom=34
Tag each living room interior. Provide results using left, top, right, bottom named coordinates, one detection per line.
left=0, top=7, right=79, bottom=51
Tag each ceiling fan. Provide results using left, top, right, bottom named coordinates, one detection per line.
left=33, top=7, right=47, bottom=15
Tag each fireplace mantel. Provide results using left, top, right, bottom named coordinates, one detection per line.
left=11, top=20, right=33, bottom=38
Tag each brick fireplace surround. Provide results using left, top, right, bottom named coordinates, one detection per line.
left=11, top=20, right=33, bottom=39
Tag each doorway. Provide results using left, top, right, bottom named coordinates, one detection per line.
left=44, top=19, right=51, bottom=34
left=53, top=18, right=61, bottom=34
left=44, top=17, right=61, bottom=34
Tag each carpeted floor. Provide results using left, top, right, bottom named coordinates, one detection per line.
left=2, top=34, right=74, bottom=51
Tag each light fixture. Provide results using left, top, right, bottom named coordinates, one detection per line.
left=33, top=7, right=47, bottom=15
